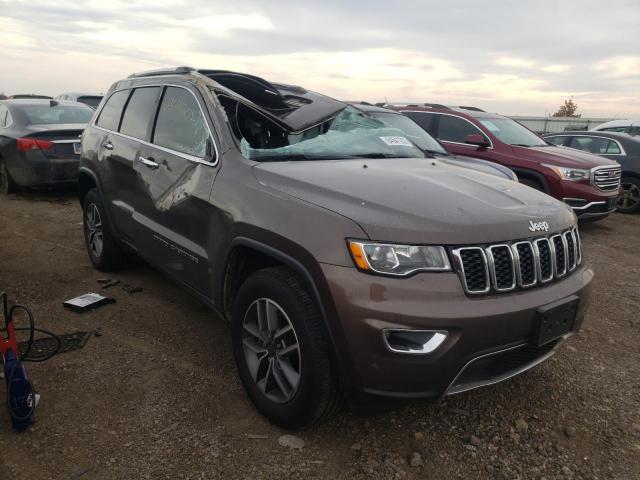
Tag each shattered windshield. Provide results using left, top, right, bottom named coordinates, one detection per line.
left=221, top=102, right=444, bottom=161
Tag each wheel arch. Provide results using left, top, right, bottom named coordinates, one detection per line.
left=219, top=234, right=357, bottom=389
left=78, top=167, right=100, bottom=206
left=510, top=167, right=550, bottom=193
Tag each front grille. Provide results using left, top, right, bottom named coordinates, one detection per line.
left=452, top=227, right=581, bottom=295
left=592, top=166, right=621, bottom=191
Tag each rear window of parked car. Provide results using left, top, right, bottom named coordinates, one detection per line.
left=119, top=87, right=160, bottom=140
left=21, top=104, right=94, bottom=125
left=152, top=87, right=209, bottom=158
left=96, top=90, right=130, bottom=131
left=568, top=136, right=622, bottom=155
left=78, top=96, right=102, bottom=109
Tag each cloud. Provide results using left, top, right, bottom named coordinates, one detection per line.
left=0, top=0, right=638, bottom=116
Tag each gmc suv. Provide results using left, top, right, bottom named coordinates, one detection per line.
left=387, top=104, right=621, bottom=221
left=78, top=68, right=593, bottom=428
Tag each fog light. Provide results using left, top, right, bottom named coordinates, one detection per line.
left=383, top=329, right=448, bottom=354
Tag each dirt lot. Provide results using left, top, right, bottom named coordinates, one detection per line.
left=0, top=190, right=638, bottom=480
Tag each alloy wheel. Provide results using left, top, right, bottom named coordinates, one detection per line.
left=241, top=298, right=301, bottom=403
left=618, top=181, right=640, bottom=211
left=85, top=203, right=104, bottom=258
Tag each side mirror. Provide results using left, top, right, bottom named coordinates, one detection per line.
left=464, top=134, right=490, bottom=149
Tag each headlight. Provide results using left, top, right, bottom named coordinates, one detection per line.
left=543, top=164, right=589, bottom=181
left=347, top=240, right=451, bottom=276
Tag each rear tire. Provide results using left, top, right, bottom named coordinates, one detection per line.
left=618, top=176, right=640, bottom=214
left=82, top=188, right=126, bottom=271
left=0, top=158, right=17, bottom=195
left=231, top=267, right=341, bottom=428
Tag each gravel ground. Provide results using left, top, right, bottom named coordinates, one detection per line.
left=0, top=190, right=638, bottom=480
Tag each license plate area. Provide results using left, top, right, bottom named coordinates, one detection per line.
left=533, top=295, right=579, bottom=347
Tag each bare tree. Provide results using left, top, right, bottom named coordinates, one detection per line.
left=552, top=98, right=580, bottom=117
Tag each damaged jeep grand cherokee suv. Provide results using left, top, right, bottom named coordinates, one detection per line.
left=78, top=67, right=593, bottom=428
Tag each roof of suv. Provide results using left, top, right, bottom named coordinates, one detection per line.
left=123, top=66, right=347, bottom=133
left=382, top=103, right=502, bottom=120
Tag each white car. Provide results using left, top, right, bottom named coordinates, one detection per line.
left=591, top=119, right=640, bottom=135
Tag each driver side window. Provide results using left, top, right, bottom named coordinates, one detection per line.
left=153, top=87, right=213, bottom=160
left=437, top=115, right=489, bottom=144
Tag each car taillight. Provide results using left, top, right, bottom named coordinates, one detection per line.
left=16, top=138, right=54, bottom=152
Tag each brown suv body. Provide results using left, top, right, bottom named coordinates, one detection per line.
left=78, top=68, right=593, bottom=426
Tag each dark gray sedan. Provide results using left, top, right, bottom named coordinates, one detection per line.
left=0, top=99, right=94, bottom=194
left=545, top=131, right=640, bottom=213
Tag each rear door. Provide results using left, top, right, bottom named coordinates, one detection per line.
left=94, top=88, right=157, bottom=241
left=133, top=84, right=219, bottom=295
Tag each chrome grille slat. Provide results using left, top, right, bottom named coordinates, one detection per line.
left=511, top=241, right=537, bottom=288
left=486, top=244, right=516, bottom=291
left=550, top=234, right=568, bottom=278
left=453, top=227, right=581, bottom=295
left=452, top=247, right=490, bottom=294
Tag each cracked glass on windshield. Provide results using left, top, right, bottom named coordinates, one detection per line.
left=225, top=104, right=445, bottom=161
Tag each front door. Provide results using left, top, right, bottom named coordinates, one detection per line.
left=133, top=85, right=220, bottom=296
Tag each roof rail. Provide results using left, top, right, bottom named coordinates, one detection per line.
left=128, top=66, right=195, bottom=78
left=422, top=103, right=449, bottom=109
left=458, top=105, right=485, bottom=112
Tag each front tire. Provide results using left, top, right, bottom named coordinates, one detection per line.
left=618, top=177, right=640, bottom=214
left=82, top=188, right=126, bottom=271
left=231, top=267, right=341, bottom=428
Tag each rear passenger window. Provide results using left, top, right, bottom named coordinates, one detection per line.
left=96, top=90, right=130, bottom=131
left=153, top=87, right=210, bottom=158
left=437, top=115, right=489, bottom=144
left=546, top=136, right=566, bottom=146
left=403, top=112, right=436, bottom=135
left=604, top=140, right=621, bottom=154
left=568, top=136, right=611, bottom=154
left=119, top=87, right=159, bottom=140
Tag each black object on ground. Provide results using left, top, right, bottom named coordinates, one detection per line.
left=63, top=293, right=115, bottom=312
left=122, top=284, right=143, bottom=294
left=101, top=279, right=120, bottom=289
left=18, top=331, right=92, bottom=361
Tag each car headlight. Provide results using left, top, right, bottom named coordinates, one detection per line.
left=543, top=164, right=589, bottom=181
left=347, top=240, right=451, bottom=276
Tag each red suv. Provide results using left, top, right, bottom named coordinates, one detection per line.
left=388, top=104, right=621, bottom=221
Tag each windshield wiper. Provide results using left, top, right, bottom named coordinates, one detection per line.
left=424, top=149, right=447, bottom=156
left=254, top=154, right=364, bottom=162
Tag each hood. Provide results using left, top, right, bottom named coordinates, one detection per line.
left=254, top=157, right=576, bottom=245
left=443, top=155, right=516, bottom=180
left=514, top=145, right=617, bottom=169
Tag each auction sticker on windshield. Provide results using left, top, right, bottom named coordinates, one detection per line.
left=380, top=136, right=413, bottom=147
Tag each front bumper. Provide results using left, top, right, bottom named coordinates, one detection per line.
left=563, top=197, right=618, bottom=221
left=321, top=262, right=593, bottom=401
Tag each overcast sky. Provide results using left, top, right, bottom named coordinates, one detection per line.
left=1, top=0, right=638, bottom=117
